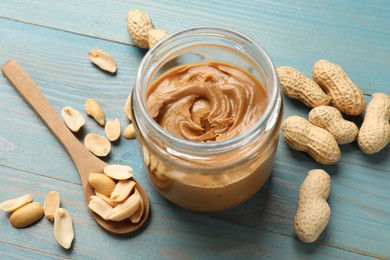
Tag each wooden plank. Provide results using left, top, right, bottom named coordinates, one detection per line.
left=0, top=166, right=375, bottom=259
left=0, top=0, right=389, bottom=94
left=0, top=4, right=389, bottom=259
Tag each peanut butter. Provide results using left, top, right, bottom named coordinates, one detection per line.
left=136, top=61, right=282, bottom=211
left=132, top=28, right=283, bottom=212
left=147, top=62, right=267, bottom=142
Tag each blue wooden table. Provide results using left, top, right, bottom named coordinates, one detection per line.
left=0, top=1, right=389, bottom=259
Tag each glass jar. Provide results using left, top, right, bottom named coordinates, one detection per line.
left=131, top=27, right=283, bottom=212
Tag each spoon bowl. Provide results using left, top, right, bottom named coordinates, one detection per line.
left=2, top=60, right=149, bottom=234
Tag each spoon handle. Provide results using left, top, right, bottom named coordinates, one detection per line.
left=1, top=60, right=95, bottom=182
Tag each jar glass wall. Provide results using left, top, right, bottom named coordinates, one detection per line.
left=131, top=27, right=283, bottom=212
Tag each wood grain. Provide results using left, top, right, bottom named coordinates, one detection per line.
left=0, top=0, right=389, bottom=94
left=0, top=0, right=389, bottom=259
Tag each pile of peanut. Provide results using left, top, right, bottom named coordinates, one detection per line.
left=61, top=93, right=136, bottom=157
left=0, top=7, right=167, bottom=250
left=0, top=192, right=74, bottom=249
left=278, top=60, right=389, bottom=243
left=87, top=165, right=144, bottom=223
left=278, top=59, right=390, bottom=164
left=60, top=67, right=142, bottom=226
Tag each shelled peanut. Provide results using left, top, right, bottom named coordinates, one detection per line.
left=88, top=164, right=144, bottom=223
left=63, top=94, right=137, bottom=158
left=85, top=98, right=105, bottom=126
left=0, top=195, right=43, bottom=228
left=61, top=106, right=85, bottom=132
left=0, top=192, right=74, bottom=249
left=123, top=93, right=137, bottom=139
left=88, top=49, right=117, bottom=74
left=105, top=118, right=121, bottom=142
left=44, top=191, right=60, bottom=221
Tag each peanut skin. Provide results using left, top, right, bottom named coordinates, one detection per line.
left=294, top=169, right=331, bottom=243
left=309, top=106, right=358, bottom=144
left=358, top=93, right=390, bottom=154
left=312, top=59, right=365, bottom=115
left=282, top=116, right=340, bottom=165
left=10, top=201, right=44, bottom=228
left=277, top=66, right=330, bottom=107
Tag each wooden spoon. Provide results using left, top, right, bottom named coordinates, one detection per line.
left=1, top=60, right=149, bottom=234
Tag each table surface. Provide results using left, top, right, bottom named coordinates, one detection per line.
left=0, top=1, right=389, bottom=259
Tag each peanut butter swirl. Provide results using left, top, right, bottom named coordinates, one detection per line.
left=147, top=62, right=267, bottom=142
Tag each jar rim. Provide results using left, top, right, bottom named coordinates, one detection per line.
left=134, top=26, right=281, bottom=154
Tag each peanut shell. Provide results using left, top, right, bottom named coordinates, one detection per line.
left=312, top=59, right=365, bottom=115
left=358, top=93, right=390, bottom=154
left=126, top=9, right=154, bottom=48
left=277, top=66, right=330, bottom=107
left=294, top=169, right=331, bottom=243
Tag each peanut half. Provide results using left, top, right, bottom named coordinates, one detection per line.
left=358, top=93, right=390, bottom=154
left=89, top=192, right=141, bottom=222
left=10, top=201, right=44, bottom=228
left=277, top=66, right=330, bottom=107
left=54, top=208, right=74, bottom=249
left=87, top=164, right=143, bottom=222
left=130, top=189, right=144, bottom=224
left=0, top=194, right=32, bottom=213
left=110, top=180, right=136, bottom=203
left=309, top=106, right=358, bottom=144
left=107, top=191, right=141, bottom=221
left=105, top=118, right=121, bottom=142
left=95, top=191, right=118, bottom=207
left=124, top=93, right=133, bottom=121
left=88, top=173, right=116, bottom=197
left=312, top=59, right=365, bottom=115
left=84, top=133, right=111, bottom=157
left=294, top=169, right=331, bottom=243
left=84, top=98, right=105, bottom=126
left=282, top=116, right=341, bottom=165
left=104, top=164, right=134, bottom=180
left=44, top=191, right=60, bottom=221
left=123, top=123, right=136, bottom=139
left=61, top=106, right=86, bottom=132
left=88, top=195, right=113, bottom=220
left=88, top=49, right=117, bottom=73
left=126, top=9, right=154, bottom=49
